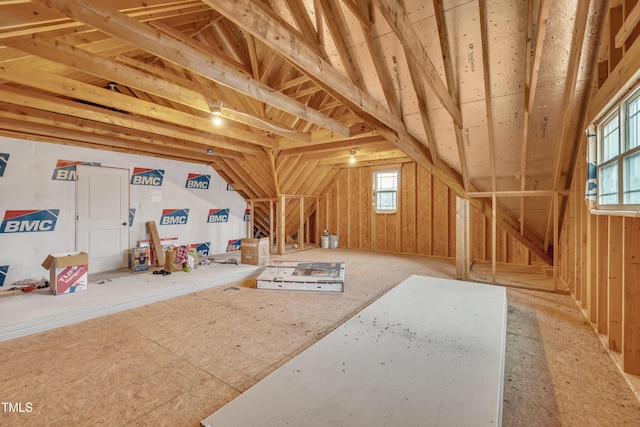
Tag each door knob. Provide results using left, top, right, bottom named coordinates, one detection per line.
left=122, top=222, right=127, bottom=226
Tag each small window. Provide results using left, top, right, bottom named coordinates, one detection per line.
left=373, top=170, right=399, bottom=213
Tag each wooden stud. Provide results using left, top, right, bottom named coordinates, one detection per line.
left=575, top=155, right=582, bottom=300
left=433, top=178, right=449, bottom=257
left=597, top=215, right=609, bottom=334
left=492, top=193, right=497, bottom=283
left=587, top=213, right=596, bottom=322
left=278, top=195, right=286, bottom=255
left=623, top=217, right=640, bottom=374
left=456, top=197, right=470, bottom=280
left=553, top=192, right=558, bottom=291
left=269, top=200, right=274, bottom=253
left=568, top=188, right=575, bottom=294
left=609, top=216, right=623, bottom=352
left=299, top=196, right=304, bottom=250
left=580, top=172, right=588, bottom=308
left=248, top=200, right=255, bottom=238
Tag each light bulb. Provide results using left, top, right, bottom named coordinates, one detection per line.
left=349, top=149, right=356, bottom=163
left=212, top=106, right=222, bottom=125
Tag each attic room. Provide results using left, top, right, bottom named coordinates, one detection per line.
left=1, top=0, right=640, bottom=425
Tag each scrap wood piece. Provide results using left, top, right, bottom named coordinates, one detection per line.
left=146, top=221, right=165, bottom=267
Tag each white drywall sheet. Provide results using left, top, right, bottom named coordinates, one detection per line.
left=256, top=261, right=345, bottom=291
left=202, top=275, right=507, bottom=427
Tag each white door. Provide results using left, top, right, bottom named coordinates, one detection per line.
left=76, top=165, right=129, bottom=273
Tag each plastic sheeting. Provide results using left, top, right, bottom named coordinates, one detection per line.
left=0, top=136, right=247, bottom=289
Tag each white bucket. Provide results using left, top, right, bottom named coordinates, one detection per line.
left=321, top=236, right=329, bottom=249
left=329, top=235, right=339, bottom=249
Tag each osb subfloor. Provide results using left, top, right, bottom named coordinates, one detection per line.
left=1, top=248, right=639, bottom=426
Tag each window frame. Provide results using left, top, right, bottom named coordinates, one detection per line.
left=372, top=169, right=400, bottom=214
left=596, top=86, right=640, bottom=211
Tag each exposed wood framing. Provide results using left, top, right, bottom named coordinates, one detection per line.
left=31, top=0, right=350, bottom=136
left=433, top=0, right=468, bottom=190
left=0, top=0, right=607, bottom=270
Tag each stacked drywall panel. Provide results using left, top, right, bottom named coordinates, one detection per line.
left=256, top=261, right=345, bottom=291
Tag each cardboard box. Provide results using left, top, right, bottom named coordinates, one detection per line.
left=241, top=238, right=270, bottom=265
left=41, top=252, right=89, bottom=295
left=138, top=237, right=178, bottom=266
left=130, top=247, right=150, bottom=272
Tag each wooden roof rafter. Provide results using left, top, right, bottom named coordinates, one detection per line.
left=477, top=0, right=497, bottom=193
left=316, top=0, right=365, bottom=89
left=0, top=84, right=261, bottom=155
left=202, top=0, right=553, bottom=262
left=543, top=0, right=598, bottom=250
left=283, top=0, right=321, bottom=49
left=375, top=0, right=463, bottom=129
left=29, top=0, right=350, bottom=138
left=0, top=1, right=211, bottom=40
left=517, top=0, right=549, bottom=236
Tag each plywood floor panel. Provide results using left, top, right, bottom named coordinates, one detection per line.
left=0, top=248, right=638, bottom=426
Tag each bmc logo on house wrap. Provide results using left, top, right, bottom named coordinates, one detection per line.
left=0, top=153, right=9, bottom=177
left=192, top=242, right=210, bottom=257
left=0, top=265, right=8, bottom=287
left=130, top=168, right=164, bottom=186
left=207, top=208, right=229, bottom=223
left=160, top=209, right=189, bottom=225
left=0, top=209, right=60, bottom=233
left=243, top=209, right=251, bottom=221
left=186, top=173, right=210, bottom=189
left=227, top=239, right=241, bottom=252
left=51, top=160, right=101, bottom=181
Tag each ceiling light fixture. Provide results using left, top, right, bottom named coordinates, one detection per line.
left=349, top=149, right=357, bottom=164
left=211, top=106, right=222, bottom=126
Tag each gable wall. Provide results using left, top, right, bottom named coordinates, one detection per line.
left=318, top=162, right=541, bottom=264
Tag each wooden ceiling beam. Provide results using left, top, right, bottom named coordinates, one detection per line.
left=0, top=101, right=243, bottom=159
left=316, top=150, right=408, bottom=165
left=0, top=1, right=209, bottom=40
left=203, top=0, right=406, bottom=133
left=279, top=138, right=391, bottom=157
left=5, top=33, right=212, bottom=113
left=206, top=0, right=552, bottom=263
left=29, top=0, right=350, bottom=137
left=150, top=20, right=249, bottom=73
left=0, top=61, right=279, bottom=149
left=0, top=85, right=261, bottom=155
left=111, top=54, right=299, bottom=141
left=0, top=114, right=226, bottom=164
